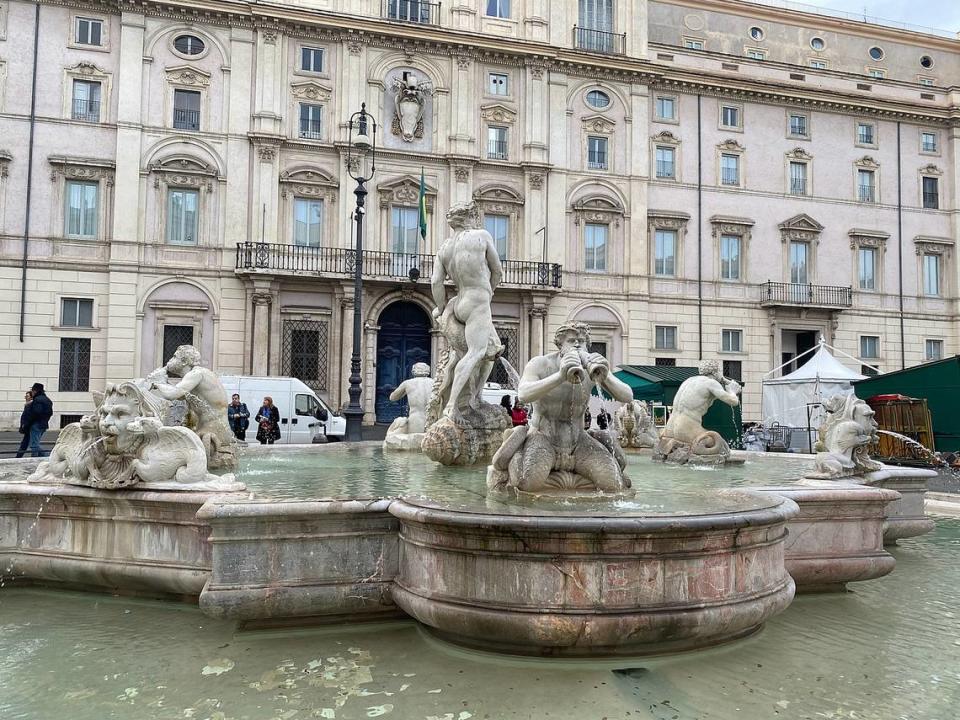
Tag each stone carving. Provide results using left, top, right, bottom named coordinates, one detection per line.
left=28, top=378, right=243, bottom=491
left=390, top=72, right=434, bottom=142
left=422, top=202, right=510, bottom=465
left=165, top=66, right=211, bottom=87
left=809, top=394, right=883, bottom=479
left=615, top=400, right=659, bottom=449
left=653, top=360, right=741, bottom=465
left=487, top=322, right=633, bottom=495
left=383, top=363, right=434, bottom=452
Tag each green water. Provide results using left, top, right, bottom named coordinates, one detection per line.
left=2, top=517, right=958, bottom=720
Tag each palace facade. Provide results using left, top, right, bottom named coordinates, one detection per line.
left=0, top=0, right=957, bottom=428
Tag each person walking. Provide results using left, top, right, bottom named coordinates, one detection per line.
left=227, top=393, right=250, bottom=441
left=25, top=383, right=53, bottom=457
left=500, top=394, right=513, bottom=417
left=15, top=389, right=33, bottom=458
left=510, top=398, right=528, bottom=427
left=255, top=396, right=281, bottom=445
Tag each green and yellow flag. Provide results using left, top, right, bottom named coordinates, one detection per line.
left=418, top=167, right=428, bottom=243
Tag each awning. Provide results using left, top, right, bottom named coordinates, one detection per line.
left=613, top=368, right=665, bottom=401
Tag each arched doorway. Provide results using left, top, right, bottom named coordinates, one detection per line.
left=375, top=301, right=432, bottom=424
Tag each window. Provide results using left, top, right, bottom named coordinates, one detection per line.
left=869, top=46, right=884, bottom=61
left=484, top=214, right=509, bottom=260
left=655, top=96, right=676, bottom=120
left=919, top=77, right=934, bottom=87
left=59, top=338, right=91, bottom=392
left=868, top=69, right=885, bottom=80
left=857, top=170, right=876, bottom=203
left=790, top=241, right=808, bottom=284
left=487, top=126, right=508, bottom=160
left=587, top=136, right=608, bottom=170
left=584, top=223, right=607, bottom=271
left=788, top=114, right=807, bottom=137
left=589, top=341, right=607, bottom=358
left=749, top=26, right=764, bottom=41
left=655, top=146, right=675, bottom=179
left=860, top=336, right=880, bottom=360
left=61, top=298, right=94, bottom=327
left=920, top=55, right=934, bottom=69
left=173, top=89, right=201, bottom=131
left=723, top=360, right=742, bottom=381
left=299, top=103, right=322, bottom=139
left=391, top=206, right=419, bottom=254
left=162, top=325, right=194, bottom=365
left=654, top=229, right=676, bottom=276
left=720, top=105, right=741, bottom=128
left=293, top=198, right=323, bottom=247
left=856, top=122, right=875, bottom=145
left=71, top=80, right=101, bottom=122
left=921, top=132, right=937, bottom=152
left=720, top=235, right=741, bottom=280
left=923, top=253, right=940, bottom=296
left=684, top=39, right=704, bottom=50
left=655, top=325, right=677, bottom=350
left=810, top=37, right=825, bottom=51
left=923, top=177, right=939, bottom=209
left=174, top=35, right=205, bottom=56
left=489, top=72, right=508, bottom=95
left=746, top=49, right=766, bottom=60
left=586, top=90, right=610, bottom=109
left=300, top=47, right=324, bottom=73
left=789, top=162, right=807, bottom=196
left=167, top=189, right=199, bottom=245
left=75, top=17, right=102, bottom=46
left=810, top=59, right=827, bottom=69
left=65, top=181, right=98, bottom=238
left=721, top=329, right=742, bottom=353
left=859, top=247, right=877, bottom=290
left=925, top=339, right=943, bottom=361
left=720, top=154, right=740, bottom=185
left=485, top=0, right=510, bottom=18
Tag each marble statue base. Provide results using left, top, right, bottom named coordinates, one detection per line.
left=421, top=403, right=510, bottom=466
left=653, top=433, right=737, bottom=466
left=383, top=432, right=425, bottom=452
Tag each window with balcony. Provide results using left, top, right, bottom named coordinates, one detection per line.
left=391, top=206, right=419, bottom=254
left=859, top=247, right=877, bottom=290
left=720, top=154, right=740, bottom=186
left=62, top=298, right=94, bottom=327
left=72, top=80, right=101, bottom=122
left=293, top=198, right=323, bottom=247
left=721, top=329, right=742, bottom=353
left=856, top=122, right=875, bottom=146
left=655, top=146, right=675, bottom=179
left=587, top=136, right=608, bottom=170
left=173, top=89, right=200, bottom=131
left=75, top=17, right=103, bottom=46
left=299, top=103, right=322, bottom=139
left=788, top=113, right=808, bottom=138
left=789, top=162, right=807, bottom=196
left=584, top=222, right=608, bottom=271
left=655, top=96, right=676, bottom=121
left=720, top=105, right=741, bottom=129
left=790, top=241, right=809, bottom=284
left=921, top=132, right=938, bottom=152
left=720, top=235, right=741, bottom=280
left=923, top=253, right=941, bottom=296
left=65, top=181, right=98, bottom=238
left=384, top=0, right=439, bottom=24
left=59, top=338, right=91, bottom=392
left=301, top=47, right=324, bottom=73
left=654, top=229, right=676, bottom=277
left=922, top=176, right=939, bottom=209
left=857, top=169, right=876, bottom=203
left=576, top=0, right=618, bottom=53
left=485, top=0, right=510, bottom=18
left=926, top=339, right=943, bottom=361
left=487, top=126, right=508, bottom=160
left=488, top=72, right=508, bottom=96
left=484, top=213, right=509, bottom=260
left=167, top=188, right=199, bottom=245
left=655, top=325, right=677, bottom=350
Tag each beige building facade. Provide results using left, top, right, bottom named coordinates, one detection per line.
left=0, top=0, right=957, bottom=429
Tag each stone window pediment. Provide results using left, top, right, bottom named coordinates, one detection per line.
left=849, top=228, right=889, bottom=251
left=647, top=209, right=689, bottom=231
left=49, top=155, right=115, bottom=184
left=914, top=236, right=953, bottom=257
left=165, top=65, right=211, bottom=87
left=778, top=213, right=823, bottom=243
left=474, top=184, right=524, bottom=214
left=480, top=103, right=517, bottom=124
left=66, top=61, right=109, bottom=79
left=573, top=195, right=623, bottom=227
left=377, top=175, right=436, bottom=211
left=280, top=167, right=337, bottom=201
left=855, top=155, right=879, bottom=169
left=149, top=155, right=217, bottom=191
left=582, top=115, right=616, bottom=134
left=717, top=138, right=745, bottom=152
left=919, top=163, right=942, bottom=176
left=786, top=147, right=812, bottom=160
left=652, top=130, right=680, bottom=145
left=290, top=81, right=332, bottom=102
left=709, top=214, right=754, bottom=240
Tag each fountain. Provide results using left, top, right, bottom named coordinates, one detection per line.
left=614, top=399, right=659, bottom=449
left=382, top=362, right=434, bottom=451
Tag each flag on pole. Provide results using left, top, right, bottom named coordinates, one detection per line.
left=418, top=167, right=428, bottom=243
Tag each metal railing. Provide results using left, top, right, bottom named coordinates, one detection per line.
left=923, top=191, right=939, bottom=209
left=721, top=169, right=739, bottom=186
left=858, top=184, right=876, bottom=202
left=299, top=120, right=322, bottom=140
left=487, top=140, right=508, bottom=160
left=761, top=281, right=852, bottom=307
left=382, top=0, right=440, bottom=24
left=235, top=243, right=563, bottom=288
left=790, top=179, right=807, bottom=195
left=72, top=98, right=100, bottom=123
left=573, top=26, right=626, bottom=55
left=587, top=152, right=608, bottom=170
left=655, top=160, right=675, bottom=178
left=173, top=107, right=200, bottom=131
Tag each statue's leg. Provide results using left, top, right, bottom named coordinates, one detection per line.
left=447, top=299, right=492, bottom=418
left=574, top=434, right=624, bottom=492
left=517, top=433, right=555, bottom=491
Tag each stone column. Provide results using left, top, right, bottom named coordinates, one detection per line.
left=251, top=292, right=272, bottom=375
left=530, top=306, right=548, bottom=358
left=363, top=322, right=379, bottom=424
left=339, top=292, right=354, bottom=409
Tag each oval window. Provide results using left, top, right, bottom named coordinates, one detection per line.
left=174, top=35, right=205, bottom=56
left=749, top=26, right=764, bottom=41
left=810, top=37, right=825, bottom=51
left=586, top=90, right=611, bottom=109
left=920, top=55, right=934, bottom=68
left=869, top=46, right=884, bottom=61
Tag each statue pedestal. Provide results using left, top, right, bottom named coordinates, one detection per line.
left=383, top=432, right=425, bottom=452
left=652, top=434, right=739, bottom=466
left=422, top=404, right=510, bottom=466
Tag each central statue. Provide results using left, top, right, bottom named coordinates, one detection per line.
left=487, top=322, right=634, bottom=495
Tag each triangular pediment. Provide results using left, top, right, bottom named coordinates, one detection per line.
left=165, top=65, right=211, bottom=87
left=779, top=213, right=823, bottom=233
left=290, top=81, right=332, bottom=102
left=480, top=103, right=518, bottom=124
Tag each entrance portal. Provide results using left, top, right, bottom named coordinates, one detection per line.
left=375, top=301, right=432, bottom=424
left=780, top=329, right=818, bottom=375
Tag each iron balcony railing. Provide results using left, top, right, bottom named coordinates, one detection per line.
left=587, top=152, right=608, bottom=170
left=173, top=107, right=200, bottom=131
left=236, top=243, right=563, bottom=288
left=573, top=26, right=626, bottom=55
left=487, top=139, right=508, bottom=160
left=858, top=184, right=876, bottom=202
left=382, top=0, right=440, bottom=24
left=790, top=179, right=807, bottom=195
left=655, top=160, right=675, bottom=178
left=923, top=191, right=939, bottom=209
left=761, top=281, right=853, bottom=308
left=299, top=120, right=322, bottom=140
left=72, top=98, right=100, bottom=122
left=721, top=170, right=739, bottom=186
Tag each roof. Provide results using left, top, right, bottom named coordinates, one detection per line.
left=764, top=344, right=865, bottom=385
left=618, top=365, right=698, bottom=385
left=854, top=355, right=960, bottom=384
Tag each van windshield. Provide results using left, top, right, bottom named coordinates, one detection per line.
left=295, top=394, right=319, bottom=416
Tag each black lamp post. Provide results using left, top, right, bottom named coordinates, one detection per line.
left=343, top=103, right=377, bottom=442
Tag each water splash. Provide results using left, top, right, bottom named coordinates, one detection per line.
left=876, top=429, right=946, bottom=468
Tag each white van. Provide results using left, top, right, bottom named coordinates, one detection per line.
left=219, top=375, right=345, bottom=443
left=481, top=382, right=517, bottom=408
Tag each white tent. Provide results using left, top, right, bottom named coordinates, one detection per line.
left=761, top=339, right=873, bottom=433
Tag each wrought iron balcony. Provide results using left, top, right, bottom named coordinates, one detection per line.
left=299, top=120, right=323, bottom=140
left=72, top=98, right=100, bottom=123
left=573, top=26, right=626, bottom=55
left=173, top=107, right=200, bottom=131
left=382, top=0, right=440, bottom=24
left=790, top=178, right=807, bottom=195
left=487, top=139, right=508, bottom=160
left=655, top=160, right=675, bottom=179
left=236, top=243, right=563, bottom=288
left=858, top=184, right=876, bottom=203
left=760, top=281, right=852, bottom=308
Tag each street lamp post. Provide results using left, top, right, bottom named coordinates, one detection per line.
left=344, top=103, right=377, bottom=442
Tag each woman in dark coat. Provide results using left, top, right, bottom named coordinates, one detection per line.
left=15, top=390, right=33, bottom=458
left=255, top=396, right=281, bottom=445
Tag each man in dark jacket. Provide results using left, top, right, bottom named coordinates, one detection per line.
left=15, top=389, right=33, bottom=458
left=25, top=383, right=53, bottom=457
left=227, top=394, right=250, bottom=441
